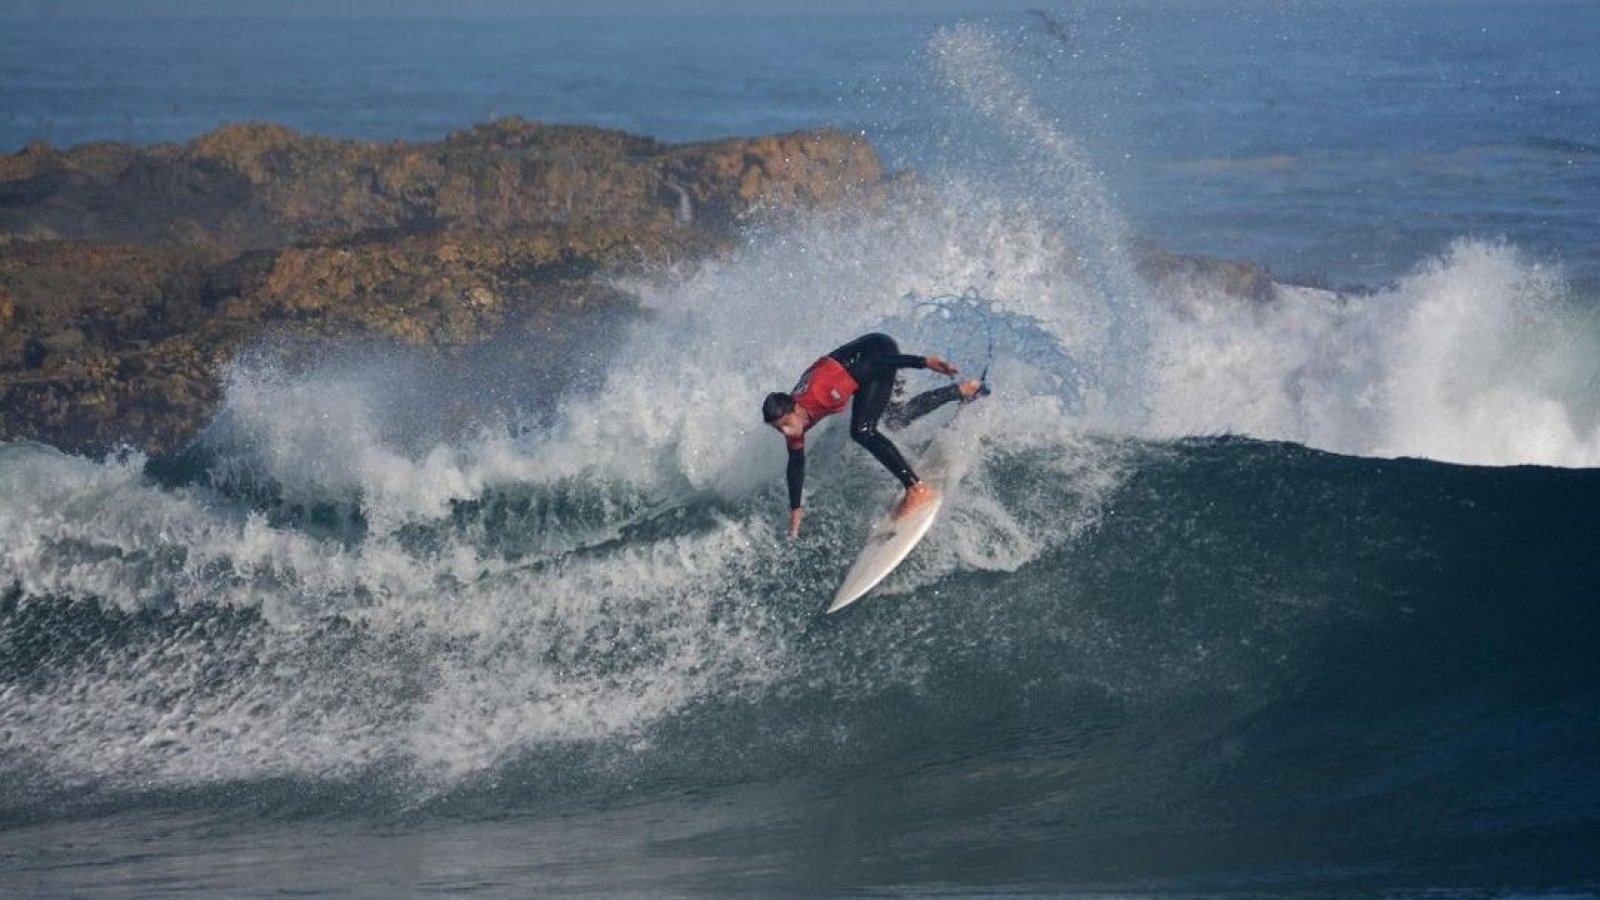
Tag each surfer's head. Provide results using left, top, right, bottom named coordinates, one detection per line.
left=763, top=392, right=807, bottom=439
left=762, top=392, right=795, bottom=424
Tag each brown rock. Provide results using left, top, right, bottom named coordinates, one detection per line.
left=1133, top=239, right=1278, bottom=307
left=1, top=119, right=883, bottom=255
left=0, top=120, right=885, bottom=455
left=40, top=327, right=87, bottom=355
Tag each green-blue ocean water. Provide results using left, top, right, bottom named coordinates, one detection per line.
left=3, top=3, right=1599, bottom=897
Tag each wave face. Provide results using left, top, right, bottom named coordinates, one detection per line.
left=4, top=22, right=1599, bottom=897
left=4, top=434, right=1598, bottom=890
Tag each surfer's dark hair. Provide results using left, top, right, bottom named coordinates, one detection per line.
left=762, top=392, right=795, bottom=423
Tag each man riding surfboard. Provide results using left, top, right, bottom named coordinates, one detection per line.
left=762, top=332, right=985, bottom=538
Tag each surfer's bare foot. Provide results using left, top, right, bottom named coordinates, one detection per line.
left=896, top=481, right=938, bottom=518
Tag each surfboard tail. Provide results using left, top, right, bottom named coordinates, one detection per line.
left=826, top=493, right=944, bottom=613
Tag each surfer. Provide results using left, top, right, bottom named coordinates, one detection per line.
left=763, top=332, right=985, bottom=538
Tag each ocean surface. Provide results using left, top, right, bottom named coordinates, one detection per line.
left=3, top=3, right=1600, bottom=898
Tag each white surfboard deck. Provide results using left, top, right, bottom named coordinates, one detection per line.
left=826, top=487, right=945, bottom=614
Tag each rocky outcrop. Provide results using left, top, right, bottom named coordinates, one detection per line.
left=0, top=119, right=885, bottom=454
left=1132, top=238, right=1278, bottom=308
left=0, top=119, right=882, bottom=251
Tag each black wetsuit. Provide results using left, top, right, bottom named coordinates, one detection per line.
left=785, top=332, right=965, bottom=510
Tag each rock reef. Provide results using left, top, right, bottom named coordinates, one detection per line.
left=0, top=119, right=884, bottom=454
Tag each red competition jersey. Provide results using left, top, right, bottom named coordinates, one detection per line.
left=786, top=357, right=859, bottom=450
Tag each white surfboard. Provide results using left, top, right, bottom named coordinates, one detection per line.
left=826, top=488, right=944, bottom=614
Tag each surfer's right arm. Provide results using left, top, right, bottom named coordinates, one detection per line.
left=786, top=445, right=805, bottom=536
left=881, top=353, right=958, bottom=377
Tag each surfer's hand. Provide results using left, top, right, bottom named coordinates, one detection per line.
left=925, top=356, right=958, bottom=376
left=788, top=507, right=804, bottom=538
